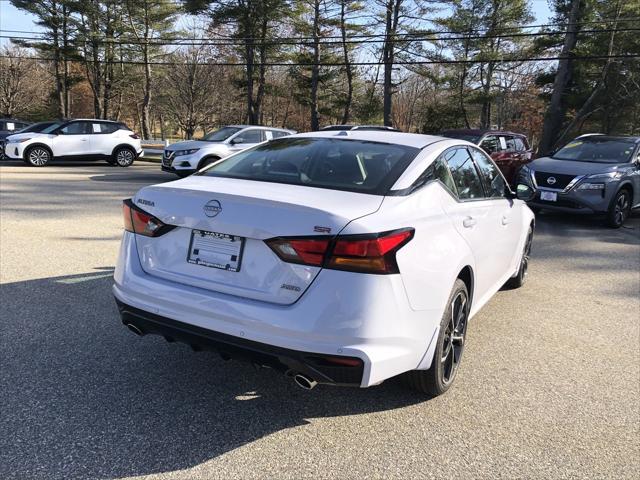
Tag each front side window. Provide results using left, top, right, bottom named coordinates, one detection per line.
left=60, top=122, right=91, bottom=134
left=444, top=147, right=485, bottom=200
left=513, top=137, right=527, bottom=151
left=468, top=148, right=506, bottom=198
left=552, top=138, right=636, bottom=163
left=234, top=129, right=264, bottom=144
left=198, top=137, right=420, bottom=195
left=480, top=136, right=500, bottom=154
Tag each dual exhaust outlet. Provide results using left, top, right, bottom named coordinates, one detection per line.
left=124, top=322, right=318, bottom=390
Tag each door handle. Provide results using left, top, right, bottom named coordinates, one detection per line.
left=463, top=216, right=477, bottom=228
left=501, top=215, right=510, bottom=225
left=81, top=139, right=88, bottom=141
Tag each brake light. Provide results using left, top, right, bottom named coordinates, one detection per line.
left=129, top=133, right=140, bottom=139
left=122, top=199, right=174, bottom=237
left=266, top=238, right=330, bottom=266
left=266, top=229, right=413, bottom=274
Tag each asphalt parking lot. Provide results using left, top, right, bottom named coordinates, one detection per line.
left=1, top=161, right=639, bottom=480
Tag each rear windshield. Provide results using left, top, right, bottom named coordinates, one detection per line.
left=552, top=139, right=636, bottom=163
left=197, top=137, right=420, bottom=195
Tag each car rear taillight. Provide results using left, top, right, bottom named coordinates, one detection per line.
left=265, top=228, right=413, bottom=274
left=129, top=133, right=140, bottom=139
left=122, top=199, right=174, bottom=237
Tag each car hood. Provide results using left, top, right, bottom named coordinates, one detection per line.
left=4, top=132, right=51, bottom=142
left=529, top=156, right=630, bottom=175
left=166, top=140, right=221, bottom=151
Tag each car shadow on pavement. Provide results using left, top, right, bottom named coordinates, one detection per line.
left=0, top=271, right=426, bottom=479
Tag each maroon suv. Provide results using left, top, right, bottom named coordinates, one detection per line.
left=440, top=129, right=533, bottom=185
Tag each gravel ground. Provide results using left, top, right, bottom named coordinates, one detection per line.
left=1, top=161, right=639, bottom=480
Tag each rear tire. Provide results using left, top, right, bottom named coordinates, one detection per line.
left=114, top=147, right=135, bottom=167
left=402, top=279, right=469, bottom=397
left=504, top=225, right=533, bottom=290
left=606, top=188, right=631, bottom=228
left=25, top=146, right=51, bottom=167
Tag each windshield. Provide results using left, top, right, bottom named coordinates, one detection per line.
left=197, top=137, right=420, bottom=195
left=42, top=123, right=63, bottom=134
left=21, top=122, right=58, bottom=133
left=202, top=127, right=242, bottom=142
left=552, top=139, right=636, bottom=163
left=441, top=132, right=481, bottom=143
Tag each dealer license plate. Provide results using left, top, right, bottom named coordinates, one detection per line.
left=187, top=229, right=244, bottom=272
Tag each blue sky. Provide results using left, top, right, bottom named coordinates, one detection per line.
left=0, top=1, right=553, bottom=45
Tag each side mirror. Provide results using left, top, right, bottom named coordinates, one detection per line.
left=515, top=183, right=535, bottom=202
left=231, top=137, right=244, bottom=145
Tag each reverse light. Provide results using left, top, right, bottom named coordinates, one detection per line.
left=122, top=199, right=175, bottom=237
left=266, top=228, right=414, bottom=274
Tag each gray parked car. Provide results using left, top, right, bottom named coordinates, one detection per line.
left=517, top=134, right=640, bottom=227
left=162, top=125, right=296, bottom=177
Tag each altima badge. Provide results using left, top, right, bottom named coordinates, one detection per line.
left=204, top=200, right=222, bottom=217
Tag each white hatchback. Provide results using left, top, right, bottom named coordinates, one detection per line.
left=4, top=119, right=143, bottom=167
left=114, top=131, right=535, bottom=396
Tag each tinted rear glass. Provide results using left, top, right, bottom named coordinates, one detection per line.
left=197, top=137, right=420, bottom=195
left=553, top=139, right=636, bottom=163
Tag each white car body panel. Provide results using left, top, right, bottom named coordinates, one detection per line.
left=115, top=131, right=534, bottom=387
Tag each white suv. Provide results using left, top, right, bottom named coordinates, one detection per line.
left=161, top=125, right=295, bottom=176
left=4, top=119, right=143, bottom=167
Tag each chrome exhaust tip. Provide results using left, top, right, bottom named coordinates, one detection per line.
left=293, top=374, right=317, bottom=390
left=125, top=323, right=143, bottom=336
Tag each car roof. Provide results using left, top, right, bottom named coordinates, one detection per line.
left=575, top=134, right=640, bottom=143
left=66, top=118, right=123, bottom=123
left=441, top=128, right=526, bottom=136
left=291, top=130, right=450, bottom=149
left=227, top=125, right=295, bottom=132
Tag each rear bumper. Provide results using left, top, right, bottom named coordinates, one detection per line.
left=116, top=299, right=364, bottom=386
left=113, top=231, right=440, bottom=387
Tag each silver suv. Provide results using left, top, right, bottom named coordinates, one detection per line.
left=162, top=125, right=295, bottom=177
left=518, top=135, right=640, bottom=227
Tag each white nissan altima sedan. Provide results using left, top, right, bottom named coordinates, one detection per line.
left=114, top=131, right=535, bottom=396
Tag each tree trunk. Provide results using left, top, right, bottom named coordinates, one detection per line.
left=382, top=0, right=401, bottom=127
left=310, top=0, right=321, bottom=131
left=141, top=44, right=152, bottom=138
left=255, top=9, right=268, bottom=125
left=538, top=0, right=583, bottom=155
left=245, top=37, right=256, bottom=124
left=340, top=1, right=353, bottom=125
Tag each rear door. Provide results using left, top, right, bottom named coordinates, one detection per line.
left=90, top=122, right=118, bottom=155
left=439, top=147, right=511, bottom=300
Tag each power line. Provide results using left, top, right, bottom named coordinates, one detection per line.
left=2, top=16, right=640, bottom=43
left=2, top=26, right=639, bottom=48
left=1, top=53, right=638, bottom=67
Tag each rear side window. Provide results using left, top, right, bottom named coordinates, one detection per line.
left=513, top=137, right=527, bottom=151
left=98, top=122, right=119, bottom=134
left=468, top=148, right=506, bottom=198
left=413, top=157, right=457, bottom=195
left=443, top=148, right=485, bottom=200
left=198, top=137, right=420, bottom=195
left=271, top=130, right=290, bottom=139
